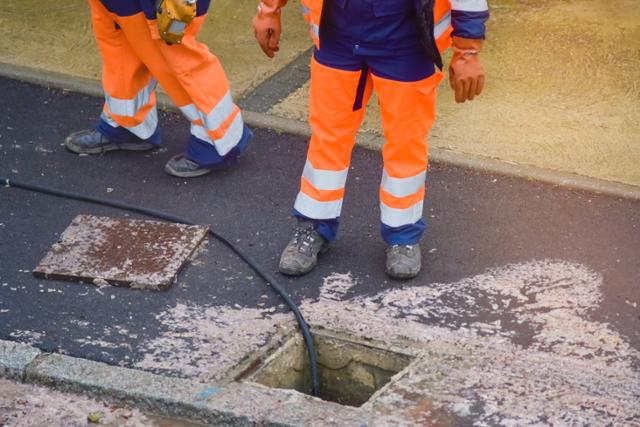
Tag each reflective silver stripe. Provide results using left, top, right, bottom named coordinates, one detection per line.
left=100, top=107, right=158, bottom=140
left=105, top=80, right=157, bottom=118
left=179, top=92, right=236, bottom=134
left=203, top=92, right=236, bottom=133
left=380, top=201, right=424, bottom=228
left=451, top=0, right=488, bottom=12
left=190, top=112, right=245, bottom=156
left=294, top=192, right=343, bottom=220
left=381, top=169, right=426, bottom=198
left=302, top=160, right=348, bottom=191
left=180, top=104, right=200, bottom=122
left=100, top=111, right=118, bottom=128
left=300, top=6, right=319, bottom=39
left=310, top=23, right=320, bottom=39
left=434, top=12, right=451, bottom=39
left=212, top=112, right=244, bottom=156
left=126, top=107, right=158, bottom=140
left=190, top=123, right=213, bottom=144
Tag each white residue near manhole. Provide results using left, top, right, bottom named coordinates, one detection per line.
left=320, top=272, right=357, bottom=301
left=8, top=330, right=44, bottom=345
left=135, top=303, right=291, bottom=381
left=134, top=260, right=639, bottom=425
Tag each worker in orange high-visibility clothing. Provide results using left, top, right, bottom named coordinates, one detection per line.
left=66, top=0, right=253, bottom=178
left=254, top=0, right=489, bottom=279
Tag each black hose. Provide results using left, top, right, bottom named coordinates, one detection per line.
left=1, top=176, right=320, bottom=397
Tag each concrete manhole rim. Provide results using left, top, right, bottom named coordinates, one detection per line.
left=238, top=327, right=423, bottom=409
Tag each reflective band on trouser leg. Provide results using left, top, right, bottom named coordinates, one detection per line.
left=100, top=107, right=158, bottom=140
left=104, top=79, right=156, bottom=118
left=293, top=57, right=373, bottom=221
left=179, top=91, right=245, bottom=157
left=380, top=172, right=426, bottom=227
left=102, top=86, right=159, bottom=140
left=372, top=71, right=443, bottom=239
left=294, top=192, right=344, bottom=220
left=380, top=201, right=425, bottom=228
left=155, top=15, right=246, bottom=159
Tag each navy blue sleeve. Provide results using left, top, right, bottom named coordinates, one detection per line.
left=450, top=0, right=489, bottom=39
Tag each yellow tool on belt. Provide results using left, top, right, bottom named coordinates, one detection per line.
left=156, top=0, right=197, bottom=44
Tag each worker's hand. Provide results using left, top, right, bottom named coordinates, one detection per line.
left=253, top=1, right=284, bottom=58
left=449, top=37, right=485, bottom=103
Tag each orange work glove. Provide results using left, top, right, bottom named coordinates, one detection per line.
left=449, top=36, right=485, bottom=103
left=252, top=0, right=288, bottom=58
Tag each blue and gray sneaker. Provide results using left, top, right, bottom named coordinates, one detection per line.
left=65, top=129, right=155, bottom=155
left=164, top=154, right=214, bottom=178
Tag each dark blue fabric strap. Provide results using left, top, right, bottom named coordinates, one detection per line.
left=96, top=118, right=162, bottom=146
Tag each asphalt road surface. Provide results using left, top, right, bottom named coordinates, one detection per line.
left=1, top=76, right=638, bottom=384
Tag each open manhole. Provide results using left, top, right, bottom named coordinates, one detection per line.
left=242, top=330, right=415, bottom=407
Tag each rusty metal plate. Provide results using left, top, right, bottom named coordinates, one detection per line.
left=33, top=215, right=209, bottom=290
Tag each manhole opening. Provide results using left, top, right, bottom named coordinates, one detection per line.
left=244, top=330, right=414, bottom=407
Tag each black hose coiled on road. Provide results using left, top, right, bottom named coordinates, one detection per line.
left=1, top=176, right=320, bottom=397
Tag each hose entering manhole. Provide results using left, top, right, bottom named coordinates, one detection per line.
left=1, top=176, right=320, bottom=397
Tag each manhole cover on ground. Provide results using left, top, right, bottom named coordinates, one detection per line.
left=243, top=330, right=415, bottom=407
left=33, top=215, right=209, bottom=290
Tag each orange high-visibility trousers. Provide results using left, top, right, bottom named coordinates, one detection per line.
left=88, top=0, right=250, bottom=166
left=292, top=0, right=451, bottom=245
left=293, top=57, right=443, bottom=245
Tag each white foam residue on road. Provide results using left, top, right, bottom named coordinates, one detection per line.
left=8, top=330, right=44, bottom=345
left=319, top=272, right=357, bottom=301
left=133, top=259, right=639, bottom=425
left=300, top=260, right=640, bottom=426
left=134, top=303, right=291, bottom=381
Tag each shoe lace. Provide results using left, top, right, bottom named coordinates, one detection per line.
left=292, top=226, right=320, bottom=255
left=391, top=245, right=415, bottom=256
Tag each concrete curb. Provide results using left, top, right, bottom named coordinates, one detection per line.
left=2, top=61, right=639, bottom=202
left=1, top=339, right=370, bottom=426
left=0, top=340, right=41, bottom=381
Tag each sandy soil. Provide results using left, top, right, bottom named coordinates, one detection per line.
left=0, top=0, right=311, bottom=97
left=0, top=378, right=201, bottom=426
left=0, top=0, right=637, bottom=185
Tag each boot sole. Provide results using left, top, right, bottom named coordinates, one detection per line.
left=65, top=137, right=155, bottom=155
left=385, top=268, right=421, bottom=280
left=163, top=163, right=213, bottom=178
left=278, top=265, right=315, bottom=276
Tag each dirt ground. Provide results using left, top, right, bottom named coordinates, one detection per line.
left=0, top=0, right=638, bottom=186
left=0, top=0, right=311, bottom=97
left=0, top=379, right=202, bottom=427
left=271, top=0, right=640, bottom=187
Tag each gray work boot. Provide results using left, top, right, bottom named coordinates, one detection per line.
left=385, top=244, right=422, bottom=279
left=65, top=129, right=155, bottom=154
left=164, top=154, right=213, bottom=178
left=279, top=225, right=329, bottom=276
